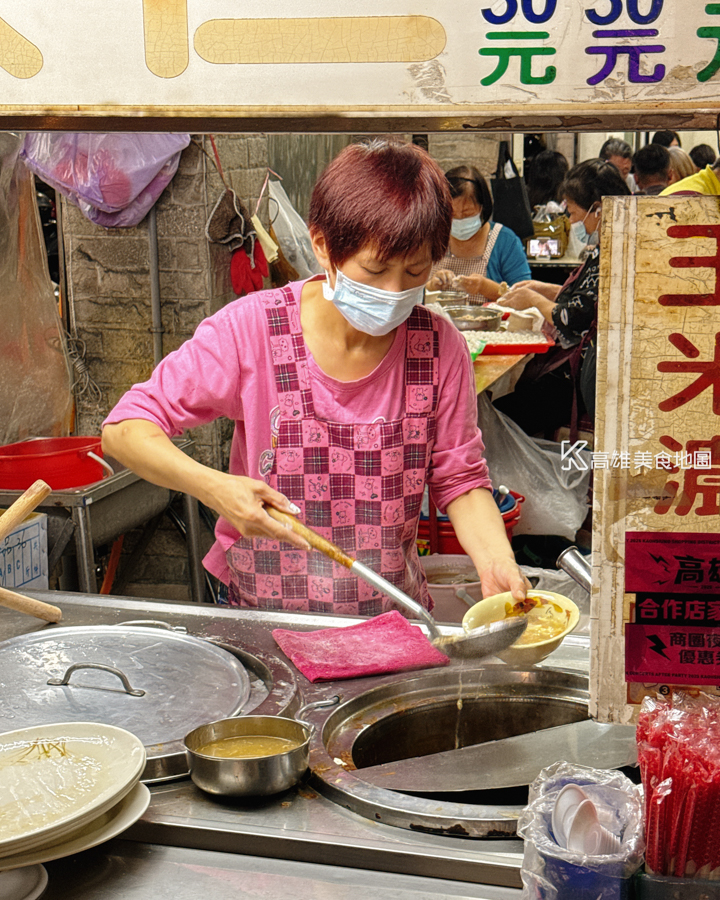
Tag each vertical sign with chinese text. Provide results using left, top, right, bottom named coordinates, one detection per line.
left=592, top=196, right=720, bottom=724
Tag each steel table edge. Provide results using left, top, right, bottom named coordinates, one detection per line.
left=125, top=814, right=524, bottom=889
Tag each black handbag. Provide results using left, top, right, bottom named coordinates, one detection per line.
left=490, top=141, right=535, bottom=241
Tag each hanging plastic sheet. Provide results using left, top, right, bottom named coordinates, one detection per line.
left=477, top=394, right=591, bottom=540
left=268, top=180, right=322, bottom=280
left=0, top=134, right=73, bottom=445
left=20, top=133, right=190, bottom=228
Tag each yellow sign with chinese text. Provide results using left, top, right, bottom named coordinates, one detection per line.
left=1, top=2, right=720, bottom=126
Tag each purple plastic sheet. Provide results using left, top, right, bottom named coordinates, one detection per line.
left=21, top=133, right=191, bottom=227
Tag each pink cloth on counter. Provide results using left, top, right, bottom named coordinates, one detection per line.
left=272, top=611, right=450, bottom=682
left=102, top=277, right=492, bottom=585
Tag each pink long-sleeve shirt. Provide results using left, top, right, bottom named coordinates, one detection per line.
left=103, top=279, right=492, bottom=583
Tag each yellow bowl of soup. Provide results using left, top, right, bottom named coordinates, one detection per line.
left=462, top=590, right=579, bottom=665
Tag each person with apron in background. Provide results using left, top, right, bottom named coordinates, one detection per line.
left=427, top=165, right=531, bottom=303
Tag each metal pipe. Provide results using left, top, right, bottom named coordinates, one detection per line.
left=182, top=494, right=206, bottom=604
left=56, top=195, right=71, bottom=330
left=148, top=205, right=164, bottom=367
left=350, top=560, right=442, bottom=640
left=72, top=506, right=98, bottom=593
left=556, top=546, right=592, bottom=593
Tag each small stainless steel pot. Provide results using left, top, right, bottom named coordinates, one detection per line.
left=435, top=290, right=469, bottom=306
left=183, top=697, right=338, bottom=797
left=444, top=305, right=502, bottom=332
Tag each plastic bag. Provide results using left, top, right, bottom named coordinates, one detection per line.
left=529, top=216, right=570, bottom=258
left=518, top=761, right=645, bottom=900
left=566, top=223, right=589, bottom=260
left=0, top=134, right=73, bottom=444
left=533, top=201, right=566, bottom=222
left=638, top=691, right=720, bottom=878
left=20, top=133, right=190, bottom=227
left=268, top=180, right=322, bottom=280
left=477, top=395, right=590, bottom=540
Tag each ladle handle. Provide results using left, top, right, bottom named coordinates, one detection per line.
left=351, top=560, right=442, bottom=641
left=0, top=479, right=52, bottom=544
left=266, top=507, right=442, bottom=640
left=265, top=507, right=355, bottom=569
left=0, top=585, right=62, bottom=623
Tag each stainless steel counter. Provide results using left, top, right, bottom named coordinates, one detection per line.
left=42, top=840, right=523, bottom=899
left=0, top=590, right=593, bottom=897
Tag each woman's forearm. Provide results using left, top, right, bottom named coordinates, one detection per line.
left=534, top=296, right=557, bottom=324
left=102, top=419, right=225, bottom=507
left=445, top=488, right=527, bottom=600
left=102, top=419, right=309, bottom=550
left=535, top=281, right=562, bottom=301
left=446, top=488, right=514, bottom=571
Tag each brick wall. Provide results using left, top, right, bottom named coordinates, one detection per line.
left=63, top=135, right=270, bottom=599
left=428, top=133, right=507, bottom=178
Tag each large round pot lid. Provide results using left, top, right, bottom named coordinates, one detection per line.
left=0, top=624, right=252, bottom=782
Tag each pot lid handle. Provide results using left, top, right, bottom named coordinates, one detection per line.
left=48, top=663, right=146, bottom=697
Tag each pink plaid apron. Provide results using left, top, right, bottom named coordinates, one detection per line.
left=226, top=284, right=439, bottom=615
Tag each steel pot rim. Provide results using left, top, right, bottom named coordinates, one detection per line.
left=183, top=714, right=312, bottom=761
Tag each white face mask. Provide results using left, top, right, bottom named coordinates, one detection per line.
left=570, top=217, right=590, bottom=245
left=451, top=214, right=483, bottom=241
left=570, top=206, right=599, bottom=246
left=322, top=269, right=424, bottom=336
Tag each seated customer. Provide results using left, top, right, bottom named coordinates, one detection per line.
left=427, top=165, right=531, bottom=302
left=689, top=143, right=717, bottom=171
left=526, top=149, right=570, bottom=211
left=668, top=147, right=695, bottom=185
left=491, top=160, right=631, bottom=436
left=651, top=130, right=681, bottom=148
left=633, top=144, right=670, bottom=195
left=599, top=138, right=635, bottom=191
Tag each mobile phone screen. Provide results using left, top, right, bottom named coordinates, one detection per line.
left=528, top=238, right=560, bottom=257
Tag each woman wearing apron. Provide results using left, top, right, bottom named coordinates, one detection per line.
left=102, top=140, right=528, bottom=613
left=426, top=165, right=531, bottom=303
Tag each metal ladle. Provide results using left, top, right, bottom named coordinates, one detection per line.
left=266, top=508, right=526, bottom=659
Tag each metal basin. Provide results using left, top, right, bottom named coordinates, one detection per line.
left=307, top=666, right=633, bottom=838
left=351, top=690, right=586, bottom=768
left=185, top=714, right=312, bottom=797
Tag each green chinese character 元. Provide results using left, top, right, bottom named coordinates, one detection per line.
left=479, top=31, right=556, bottom=86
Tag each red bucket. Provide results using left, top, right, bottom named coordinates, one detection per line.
left=417, top=490, right=525, bottom=554
left=0, top=437, right=109, bottom=490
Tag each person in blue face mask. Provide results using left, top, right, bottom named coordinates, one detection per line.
left=493, top=159, right=631, bottom=435
left=426, top=165, right=531, bottom=303
left=103, top=139, right=529, bottom=614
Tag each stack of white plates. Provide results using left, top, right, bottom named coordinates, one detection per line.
left=0, top=722, right=151, bottom=879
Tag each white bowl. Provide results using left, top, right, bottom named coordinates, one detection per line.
left=461, top=590, right=580, bottom=665
left=566, top=798, right=622, bottom=856
left=552, top=783, right=589, bottom=846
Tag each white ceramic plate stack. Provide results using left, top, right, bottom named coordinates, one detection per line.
left=0, top=722, right=151, bottom=896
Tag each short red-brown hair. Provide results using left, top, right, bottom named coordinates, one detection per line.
left=308, top=140, right=452, bottom=268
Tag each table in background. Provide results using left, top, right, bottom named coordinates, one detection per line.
left=528, top=255, right=581, bottom=286
left=474, top=354, right=530, bottom=398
